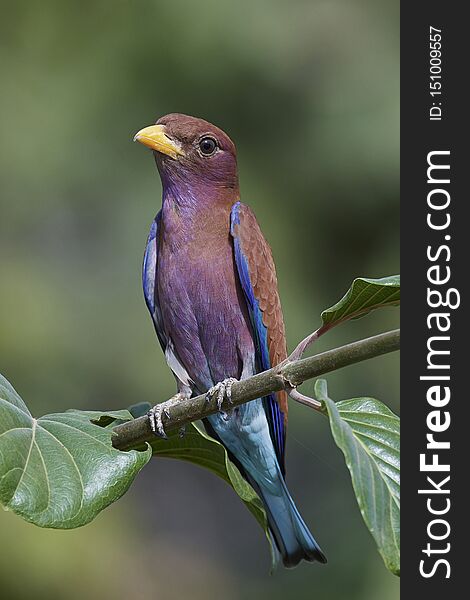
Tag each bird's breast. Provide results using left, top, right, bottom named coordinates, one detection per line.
left=156, top=202, right=255, bottom=388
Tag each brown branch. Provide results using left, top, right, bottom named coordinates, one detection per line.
left=112, top=329, right=400, bottom=451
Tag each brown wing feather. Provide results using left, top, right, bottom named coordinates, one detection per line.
left=235, top=204, right=288, bottom=425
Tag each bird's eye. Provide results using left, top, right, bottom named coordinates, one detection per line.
left=199, top=136, right=218, bottom=156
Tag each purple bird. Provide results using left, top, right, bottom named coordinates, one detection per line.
left=134, top=113, right=326, bottom=568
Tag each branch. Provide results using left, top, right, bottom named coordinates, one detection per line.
left=112, top=328, right=400, bottom=451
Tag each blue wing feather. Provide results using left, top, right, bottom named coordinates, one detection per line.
left=230, top=202, right=286, bottom=472
left=142, top=211, right=166, bottom=351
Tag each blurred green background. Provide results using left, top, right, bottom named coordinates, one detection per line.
left=0, top=0, right=399, bottom=598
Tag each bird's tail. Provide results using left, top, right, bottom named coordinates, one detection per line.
left=251, top=472, right=327, bottom=568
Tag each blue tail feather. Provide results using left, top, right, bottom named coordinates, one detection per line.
left=204, top=402, right=326, bottom=568
left=252, top=472, right=327, bottom=568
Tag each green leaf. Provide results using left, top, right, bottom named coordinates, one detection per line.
left=316, top=379, right=400, bottom=576
left=321, top=275, right=400, bottom=327
left=0, top=377, right=273, bottom=562
left=0, top=374, right=152, bottom=528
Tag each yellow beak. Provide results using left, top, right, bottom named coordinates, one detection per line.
left=133, top=124, right=184, bottom=159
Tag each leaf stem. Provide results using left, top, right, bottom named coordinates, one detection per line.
left=287, top=323, right=332, bottom=362
left=112, top=329, right=400, bottom=451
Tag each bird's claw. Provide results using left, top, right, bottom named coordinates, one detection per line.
left=205, top=378, right=238, bottom=410
left=148, top=392, right=187, bottom=439
left=148, top=403, right=168, bottom=439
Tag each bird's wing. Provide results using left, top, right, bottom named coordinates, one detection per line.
left=230, top=201, right=288, bottom=474
left=143, top=212, right=195, bottom=391
left=143, top=211, right=167, bottom=351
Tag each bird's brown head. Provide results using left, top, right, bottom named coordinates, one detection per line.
left=134, top=113, right=239, bottom=194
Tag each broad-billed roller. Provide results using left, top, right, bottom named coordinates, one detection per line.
left=134, top=113, right=326, bottom=568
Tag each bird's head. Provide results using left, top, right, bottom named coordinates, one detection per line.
left=134, top=113, right=239, bottom=195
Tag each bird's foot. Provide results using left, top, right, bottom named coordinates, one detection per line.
left=205, top=378, right=238, bottom=410
left=148, top=392, right=188, bottom=439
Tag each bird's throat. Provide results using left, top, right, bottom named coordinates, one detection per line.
left=160, top=182, right=237, bottom=251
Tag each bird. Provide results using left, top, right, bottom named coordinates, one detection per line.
left=134, top=113, right=326, bottom=568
